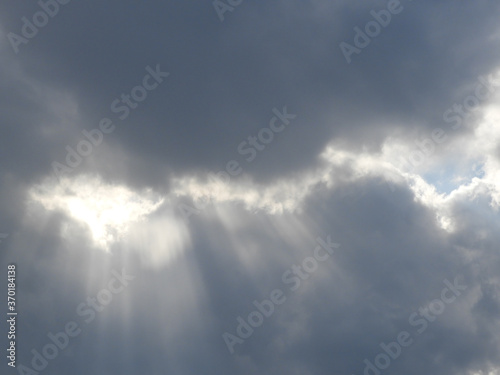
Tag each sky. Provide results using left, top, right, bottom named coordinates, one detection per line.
left=1, top=1, right=500, bottom=374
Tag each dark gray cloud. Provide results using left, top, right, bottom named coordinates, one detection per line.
left=4, top=175, right=499, bottom=375
left=1, top=0, right=500, bottom=187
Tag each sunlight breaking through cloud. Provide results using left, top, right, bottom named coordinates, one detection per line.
left=29, top=175, right=165, bottom=250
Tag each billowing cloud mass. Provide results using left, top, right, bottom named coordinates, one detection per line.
left=1, top=1, right=500, bottom=375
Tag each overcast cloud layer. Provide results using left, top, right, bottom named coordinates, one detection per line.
left=1, top=1, right=500, bottom=375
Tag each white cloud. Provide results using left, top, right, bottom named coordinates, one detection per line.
left=29, top=175, right=165, bottom=250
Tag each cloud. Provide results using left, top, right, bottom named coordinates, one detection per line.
left=1, top=1, right=500, bottom=374
left=28, top=175, right=165, bottom=250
